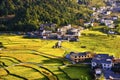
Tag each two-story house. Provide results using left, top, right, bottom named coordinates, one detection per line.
left=104, top=19, right=114, bottom=26
left=66, top=52, right=93, bottom=63
left=91, top=54, right=114, bottom=70
left=57, top=24, right=72, bottom=35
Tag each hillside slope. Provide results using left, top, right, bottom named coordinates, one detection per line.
left=0, top=0, right=93, bottom=31
left=0, top=0, right=105, bottom=31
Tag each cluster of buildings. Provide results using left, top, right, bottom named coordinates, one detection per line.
left=84, top=0, right=120, bottom=34
left=25, top=0, right=120, bottom=39
left=25, top=24, right=82, bottom=41
left=66, top=52, right=120, bottom=80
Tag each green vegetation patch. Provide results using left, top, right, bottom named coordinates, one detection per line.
left=61, top=64, right=92, bottom=80
left=0, top=42, right=4, bottom=48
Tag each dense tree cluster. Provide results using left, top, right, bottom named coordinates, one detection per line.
left=0, top=0, right=104, bottom=31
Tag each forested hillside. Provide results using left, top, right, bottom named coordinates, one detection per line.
left=0, top=0, right=104, bottom=31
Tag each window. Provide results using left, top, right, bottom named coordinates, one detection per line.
left=104, top=67, right=106, bottom=69
left=75, top=56, right=77, bottom=58
left=104, top=64, right=106, bottom=67
left=74, top=59, right=77, bottom=62
left=92, top=62, right=96, bottom=66
left=107, top=64, right=111, bottom=68
left=102, top=64, right=106, bottom=68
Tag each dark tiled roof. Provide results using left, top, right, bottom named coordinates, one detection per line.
left=92, top=59, right=112, bottom=64
left=92, top=54, right=113, bottom=64
left=104, top=70, right=120, bottom=79
left=78, top=52, right=87, bottom=56
left=94, top=54, right=109, bottom=58
left=94, top=54, right=113, bottom=59
left=69, top=52, right=89, bottom=56
left=112, top=8, right=120, bottom=12
left=70, top=52, right=75, bottom=55
left=66, top=54, right=70, bottom=59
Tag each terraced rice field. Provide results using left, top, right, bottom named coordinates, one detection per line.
left=0, top=35, right=92, bottom=80
left=0, top=31, right=120, bottom=80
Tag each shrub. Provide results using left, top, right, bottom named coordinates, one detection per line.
left=0, top=42, right=3, bottom=48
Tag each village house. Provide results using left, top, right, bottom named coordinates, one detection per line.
left=41, top=30, right=52, bottom=39
left=115, top=0, right=120, bottom=7
left=91, top=54, right=120, bottom=80
left=112, top=58, right=120, bottom=73
left=25, top=24, right=81, bottom=41
left=84, top=22, right=94, bottom=27
left=84, top=22, right=91, bottom=27
left=57, top=24, right=72, bottom=35
left=113, top=58, right=120, bottom=63
left=99, top=15, right=117, bottom=30
left=111, top=16, right=118, bottom=21
left=57, top=24, right=81, bottom=41
left=108, top=30, right=115, bottom=35
left=107, top=24, right=115, bottom=29
left=105, top=11, right=112, bottom=15
left=91, top=7, right=97, bottom=11
left=92, top=12, right=97, bottom=16
left=91, top=54, right=113, bottom=70
left=112, top=7, right=120, bottom=12
left=103, top=70, right=120, bottom=80
left=66, top=52, right=93, bottom=63
left=66, top=52, right=120, bottom=79
left=104, top=19, right=114, bottom=26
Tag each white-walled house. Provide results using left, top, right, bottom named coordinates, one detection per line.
left=104, top=20, right=114, bottom=26
left=112, top=16, right=118, bottom=20
left=108, top=24, right=115, bottom=29
left=91, top=54, right=120, bottom=80
left=91, top=54, right=113, bottom=70
left=92, top=60, right=113, bottom=70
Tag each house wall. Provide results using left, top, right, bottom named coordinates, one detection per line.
left=102, top=63, right=112, bottom=70
left=91, top=62, right=112, bottom=70
left=70, top=53, right=92, bottom=63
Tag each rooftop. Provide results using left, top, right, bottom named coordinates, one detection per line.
left=92, top=54, right=113, bottom=64
left=70, top=52, right=90, bottom=56
left=104, top=70, right=120, bottom=79
left=94, top=54, right=113, bottom=59
left=92, top=58, right=112, bottom=64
